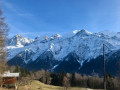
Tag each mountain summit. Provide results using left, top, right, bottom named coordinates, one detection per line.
left=7, top=34, right=33, bottom=47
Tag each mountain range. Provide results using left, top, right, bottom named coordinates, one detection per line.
left=7, top=29, right=120, bottom=76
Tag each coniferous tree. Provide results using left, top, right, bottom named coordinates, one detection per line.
left=71, top=73, right=76, bottom=86
left=14, top=65, right=21, bottom=73
left=58, top=71, right=66, bottom=86
left=51, top=73, right=59, bottom=85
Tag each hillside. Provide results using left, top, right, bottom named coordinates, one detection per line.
left=18, top=80, right=103, bottom=90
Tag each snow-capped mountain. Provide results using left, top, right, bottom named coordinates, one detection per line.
left=7, top=29, right=120, bottom=75
left=7, top=34, right=34, bottom=47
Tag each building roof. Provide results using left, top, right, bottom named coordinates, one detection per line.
left=1, top=71, right=19, bottom=77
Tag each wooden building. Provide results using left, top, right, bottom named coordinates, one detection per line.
left=0, top=71, right=19, bottom=88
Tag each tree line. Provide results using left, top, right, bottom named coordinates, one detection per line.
left=8, top=65, right=120, bottom=90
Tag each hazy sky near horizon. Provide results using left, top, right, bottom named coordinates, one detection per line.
left=1, top=0, right=120, bottom=38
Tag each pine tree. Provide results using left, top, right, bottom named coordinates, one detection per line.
left=71, top=73, right=76, bottom=86
left=14, top=65, right=21, bottom=73
left=58, top=71, right=66, bottom=86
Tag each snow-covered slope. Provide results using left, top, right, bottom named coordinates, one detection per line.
left=7, top=34, right=34, bottom=48
left=99, top=30, right=120, bottom=38
left=7, top=29, right=120, bottom=72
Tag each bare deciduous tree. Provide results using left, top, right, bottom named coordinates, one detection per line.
left=63, top=76, right=70, bottom=90
left=0, top=6, right=9, bottom=86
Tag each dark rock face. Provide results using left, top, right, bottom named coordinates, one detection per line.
left=8, top=54, right=27, bottom=67
left=54, top=53, right=80, bottom=73
left=78, top=55, right=104, bottom=76
left=26, top=51, right=59, bottom=70
left=106, top=50, right=120, bottom=76
left=77, top=50, right=120, bottom=76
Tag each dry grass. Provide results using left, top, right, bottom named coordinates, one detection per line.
left=19, top=80, right=103, bottom=90
left=0, top=80, right=103, bottom=90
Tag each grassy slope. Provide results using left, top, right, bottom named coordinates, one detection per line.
left=19, top=80, right=103, bottom=90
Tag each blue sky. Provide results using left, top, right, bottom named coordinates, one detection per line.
left=1, top=0, right=120, bottom=38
